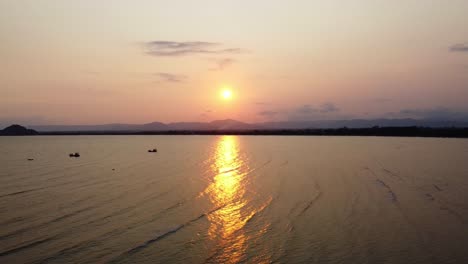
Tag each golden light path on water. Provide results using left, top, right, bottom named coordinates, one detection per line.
left=201, top=136, right=270, bottom=263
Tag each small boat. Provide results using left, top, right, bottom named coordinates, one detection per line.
left=27, top=158, right=34, bottom=161
left=69, top=152, right=80, bottom=157
left=148, top=148, right=157, bottom=153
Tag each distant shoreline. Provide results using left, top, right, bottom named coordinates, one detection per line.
left=31, top=127, right=468, bottom=138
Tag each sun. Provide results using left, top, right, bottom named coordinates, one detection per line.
left=221, top=88, right=233, bottom=100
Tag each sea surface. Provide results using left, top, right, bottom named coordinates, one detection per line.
left=1, top=135, right=468, bottom=263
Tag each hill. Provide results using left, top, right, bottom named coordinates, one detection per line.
left=26, top=118, right=468, bottom=132
left=0, top=124, right=39, bottom=136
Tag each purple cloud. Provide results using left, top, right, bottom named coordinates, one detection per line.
left=144, top=41, right=244, bottom=56
left=155, top=72, right=187, bottom=83
left=450, top=43, right=468, bottom=52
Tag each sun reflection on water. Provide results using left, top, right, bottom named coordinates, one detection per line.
left=200, top=136, right=272, bottom=263
left=204, top=136, right=248, bottom=263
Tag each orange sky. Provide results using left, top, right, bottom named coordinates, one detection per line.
left=1, top=0, right=468, bottom=125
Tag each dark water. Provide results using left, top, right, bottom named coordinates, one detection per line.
left=1, top=135, right=468, bottom=263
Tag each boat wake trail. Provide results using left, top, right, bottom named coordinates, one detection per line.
left=376, top=179, right=398, bottom=202
left=364, top=167, right=398, bottom=202
left=109, top=206, right=225, bottom=263
left=299, top=191, right=323, bottom=216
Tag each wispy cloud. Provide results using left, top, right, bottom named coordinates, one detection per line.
left=449, top=43, right=468, bottom=52
left=209, top=58, right=236, bottom=71
left=144, top=41, right=244, bottom=56
left=296, top=103, right=339, bottom=114
left=154, top=72, right=187, bottom=83
left=258, top=110, right=279, bottom=118
left=296, top=104, right=315, bottom=114
left=254, top=102, right=272, bottom=106
left=320, top=102, right=339, bottom=113
left=200, top=109, right=213, bottom=118
left=258, top=102, right=340, bottom=121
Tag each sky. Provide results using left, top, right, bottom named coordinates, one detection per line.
left=1, top=0, right=468, bottom=125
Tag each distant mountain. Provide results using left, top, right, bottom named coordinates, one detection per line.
left=140, top=122, right=169, bottom=131
left=0, top=124, right=38, bottom=135
left=26, top=118, right=468, bottom=132
left=29, top=119, right=261, bottom=132
left=30, top=122, right=169, bottom=132
left=260, top=118, right=468, bottom=129
left=167, top=122, right=214, bottom=130
left=208, top=119, right=259, bottom=130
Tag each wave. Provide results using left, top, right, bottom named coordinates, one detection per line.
left=110, top=205, right=225, bottom=262
left=0, top=205, right=96, bottom=242
left=0, top=236, right=56, bottom=258
left=0, top=187, right=48, bottom=198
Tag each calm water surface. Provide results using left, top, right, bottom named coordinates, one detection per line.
left=1, top=136, right=468, bottom=263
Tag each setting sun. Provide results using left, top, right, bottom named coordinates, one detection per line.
left=221, top=88, right=233, bottom=100
left=2, top=1, right=468, bottom=263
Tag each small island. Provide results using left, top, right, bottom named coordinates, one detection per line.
left=0, top=124, right=39, bottom=136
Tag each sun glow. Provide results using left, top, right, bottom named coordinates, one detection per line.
left=221, top=88, right=233, bottom=100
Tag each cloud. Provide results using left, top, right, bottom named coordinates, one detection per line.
left=155, top=72, right=187, bottom=83
left=258, top=102, right=340, bottom=121
left=200, top=109, right=213, bottom=118
left=210, top=58, right=236, bottom=71
left=296, top=103, right=339, bottom=114
left=254, top=102, right=271, bottom=106
left=449, top=43, right=468, bottom=52
left=144, top=41, right=244, bottom=56
left=297, top=104, right=315, bottom=114
left=319, top=102, right=339, bottom=113
left=258, top=110, right=279, bottom=118
left=398, top=107, right=468, bottom=120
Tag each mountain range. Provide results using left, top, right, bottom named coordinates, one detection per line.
left=23, top=118, right=468, bottom=132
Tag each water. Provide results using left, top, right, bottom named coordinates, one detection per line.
left=1, top=135, right=468, bottom=263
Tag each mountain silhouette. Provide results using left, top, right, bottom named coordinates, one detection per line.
left=19, top=118, right=468, bottom=132
left=0, top=124, right=38, bottom=135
